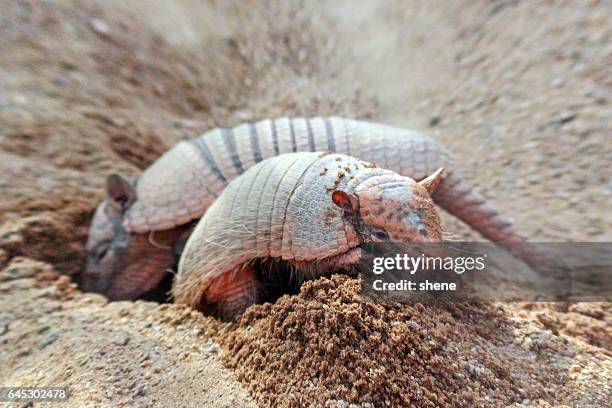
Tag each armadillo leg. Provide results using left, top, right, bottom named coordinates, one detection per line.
left=203, top=264, right=262, bottom=320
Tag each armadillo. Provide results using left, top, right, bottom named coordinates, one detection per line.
left=173, top=152, right=444, bottom=319
left=83, top=116, right=528, bottom=301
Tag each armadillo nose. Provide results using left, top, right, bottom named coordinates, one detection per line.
left=79, top=266, right=112, bottom=295
left=80, top=251, right=119, bottom=296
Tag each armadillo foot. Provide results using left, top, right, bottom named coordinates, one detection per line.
left=202, top=264, right=262, bottom=321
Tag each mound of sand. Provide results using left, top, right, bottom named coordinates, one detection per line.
left=216, top=275, right=565, bottom=407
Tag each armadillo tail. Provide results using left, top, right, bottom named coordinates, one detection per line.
left=433, top=171, right=525, bottom=245
left=432, top=171, right=548, bottom=268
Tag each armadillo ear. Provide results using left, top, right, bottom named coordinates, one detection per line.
left=106, top=174, right=136, bottom=212
left=331, top=190, right=360, bottom=214
left=419, top=167, right=444, bottom=195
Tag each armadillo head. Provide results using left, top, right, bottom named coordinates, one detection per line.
left=81, top=174, right=184, bottom=300
left=332, top=168, right=444, bottom=243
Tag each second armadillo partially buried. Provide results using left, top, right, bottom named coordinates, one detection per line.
left=173, top=152, right=445, bottom=319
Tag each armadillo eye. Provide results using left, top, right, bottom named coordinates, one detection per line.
left=372, top=228, right=389, bottom=240
left=94, top=242, right=111, bottom=261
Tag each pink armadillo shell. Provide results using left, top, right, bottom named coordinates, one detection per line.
left=123, top=141, right=220, bottom=233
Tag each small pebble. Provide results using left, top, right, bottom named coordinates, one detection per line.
left=206, top=344, right=220, bottom=355
left=114, top=336, right=130, bottom=346
left=0, top=315, right=11, bottom=335
left=90, top=18, right=110, bottom=35
left=429, top=113, right=441, bottom=127
left=39, top=330, right=60, bottom=348
left=556, top=111, right=577, bottom=124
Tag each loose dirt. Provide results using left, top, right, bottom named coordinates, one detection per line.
left=216, top=275, right=570, bottom=407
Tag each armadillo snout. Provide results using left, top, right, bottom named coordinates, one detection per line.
left=82, top=232, right=177, bottom=300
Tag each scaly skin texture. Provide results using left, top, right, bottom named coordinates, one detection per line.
left=173, top=152, right=443, bottom=320
left=124, top=117, right=448, bottom=233
left=84, top=116, right=527, bottom=300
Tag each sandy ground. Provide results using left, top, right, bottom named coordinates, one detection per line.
left=0, top=0, right=610, bottom=407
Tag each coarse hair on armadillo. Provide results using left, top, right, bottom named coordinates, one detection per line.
left=175, top=220, right=258, bottom=308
